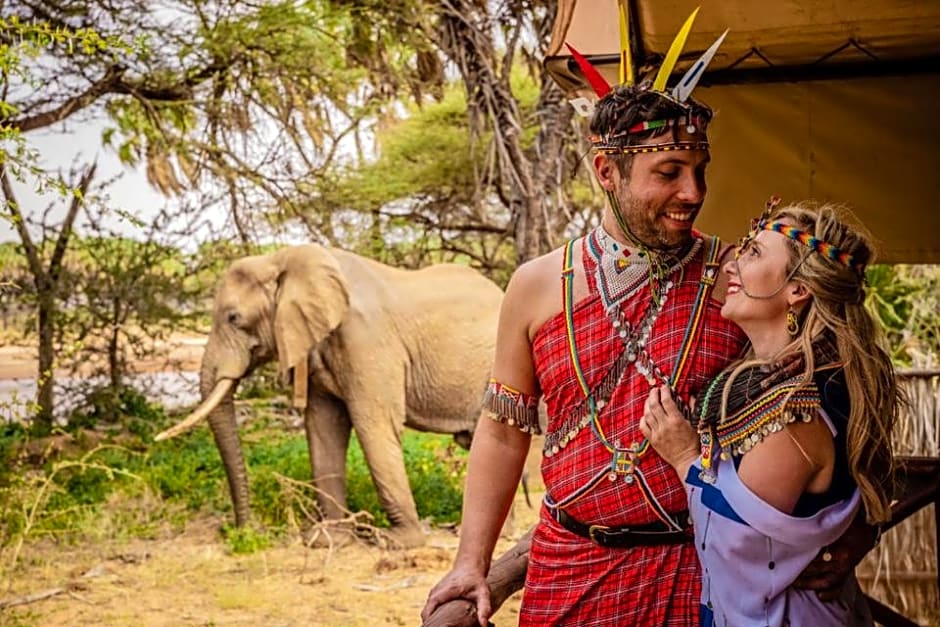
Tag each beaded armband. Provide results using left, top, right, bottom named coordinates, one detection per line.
left=482, top=379, right=542, bottom=434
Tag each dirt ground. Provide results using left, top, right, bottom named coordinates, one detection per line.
left=0, top=335, right=540, bottom=626
left=0, top=498, right=540, bottom=627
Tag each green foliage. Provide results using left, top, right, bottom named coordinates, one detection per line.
left=222, top=523, right=273, bottom=554
left=866, top=264, right=940, bottom=366
left=67, top=386, right=167, bottom=433
left=0, top=403, right=469, bottom=558
left=145, top=428, right=228, bottom=512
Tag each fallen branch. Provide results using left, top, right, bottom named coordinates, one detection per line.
left=0, top=586, right=67, bottom=609
left=422, top=527, right=532, bottom=627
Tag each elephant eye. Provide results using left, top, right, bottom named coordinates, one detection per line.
left=227, top=311, right=241, bottom=326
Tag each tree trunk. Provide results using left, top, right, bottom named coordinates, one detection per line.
left=436, top=0, right=574, bottom=265
left=108, top=297, right=121, bottom=393
left=34, top=290, right=56, bottom=433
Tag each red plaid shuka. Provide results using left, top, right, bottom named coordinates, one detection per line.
left=520, top=233, right=747, bottom=626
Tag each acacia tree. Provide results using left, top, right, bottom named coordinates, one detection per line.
left=290, top=1, right=597, bottom=271
left=0, top=1, right=438, bottom=430
left=58, top=230, right=193, bottom=423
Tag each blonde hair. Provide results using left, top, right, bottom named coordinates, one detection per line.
left=761, top=201, right=899, bottom=523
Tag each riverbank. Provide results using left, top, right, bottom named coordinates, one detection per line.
left=0, top=333, right=206, bottom=380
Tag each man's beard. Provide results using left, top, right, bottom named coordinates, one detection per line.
left=616, top=194, right=698, bottom=256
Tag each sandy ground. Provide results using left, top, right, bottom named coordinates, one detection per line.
left=0, top=496, right=540, bottom=627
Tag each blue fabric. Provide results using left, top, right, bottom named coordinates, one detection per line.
left=686, top=467, right=747, bottom=525
left=699, top=603, right=713, bottom=627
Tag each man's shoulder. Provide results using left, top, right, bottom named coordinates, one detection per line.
left=509, top=241, right=577, bottom=292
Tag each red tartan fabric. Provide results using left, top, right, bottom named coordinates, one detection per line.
left=519, top=232, right=747, bottom=626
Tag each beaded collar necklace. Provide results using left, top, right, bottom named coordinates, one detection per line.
left=590, top=224, right=701, bottom=312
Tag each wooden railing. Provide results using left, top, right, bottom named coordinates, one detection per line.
left=866, top=456, right=940, bottom=627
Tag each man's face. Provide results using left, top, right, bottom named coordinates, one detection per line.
left=602, top=132, right=710, bottom=251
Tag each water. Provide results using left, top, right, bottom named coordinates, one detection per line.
left=0, top=370, right=201, bottom=422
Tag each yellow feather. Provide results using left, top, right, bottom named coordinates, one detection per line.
left=618, top=0, right=634, bottom=86
left=652, top=6, right=700, bottom=92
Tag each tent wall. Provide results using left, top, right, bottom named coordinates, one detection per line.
left=700, top=74, right=940, bottom=263
left=544, top=0, right=940, bottom=263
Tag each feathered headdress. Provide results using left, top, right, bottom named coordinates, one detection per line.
left=567, top=3, right=729, bottom=154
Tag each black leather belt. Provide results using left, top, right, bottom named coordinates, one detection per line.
left=550, top=508, right=693, bottom=548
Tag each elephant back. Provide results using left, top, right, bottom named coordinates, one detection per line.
left=332, top=251, right=503, bottom=433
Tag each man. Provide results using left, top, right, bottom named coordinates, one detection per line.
left=422, top=12, right=874, bottom=626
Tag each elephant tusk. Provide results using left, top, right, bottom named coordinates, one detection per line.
left=153, top=379, right=235, bottom=442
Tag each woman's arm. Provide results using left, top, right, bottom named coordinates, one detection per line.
left=737, top=416, right=834, bottom=514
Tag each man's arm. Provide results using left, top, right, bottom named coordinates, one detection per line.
left=422, top=529, right=532, bottom=627
left=422, top=259, right=546, bottom=626
left=794, top=510, right=879, bottom=600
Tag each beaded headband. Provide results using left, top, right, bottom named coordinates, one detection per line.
left=565, top=4, right=729, bottom=153
left=740, top=196, right=865, bottom=275
left=591, top=115, right=712, bottom=153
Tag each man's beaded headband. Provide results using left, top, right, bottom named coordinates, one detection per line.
left=596, top=140, right=711, bottom=155
left=591, top=115, right=711, bottom=153
left=740, top=197, right=864, bottom=274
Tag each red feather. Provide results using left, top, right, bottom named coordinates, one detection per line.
left=566, top=43, right=611, bottom=99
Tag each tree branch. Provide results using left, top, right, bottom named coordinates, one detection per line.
left=0, top=163, right=43, bottom=282
left=48, top=163, right=97, bottom=284
left=7, top=57, right=233, bottom=133
left=7, top=66, right=126, bottom=132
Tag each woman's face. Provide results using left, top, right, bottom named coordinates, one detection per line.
left=721, top=227, right=797, bottom=327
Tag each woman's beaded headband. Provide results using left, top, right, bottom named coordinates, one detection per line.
left=741, top=196, right=864, bottom=275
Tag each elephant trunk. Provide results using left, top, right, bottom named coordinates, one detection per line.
left=207, top=390, right=251, bottom=527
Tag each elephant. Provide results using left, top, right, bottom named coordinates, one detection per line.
left=155, top=244, right=503, bottom=548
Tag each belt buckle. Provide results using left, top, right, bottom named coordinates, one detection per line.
left=588, top=524, right=610, bottom=545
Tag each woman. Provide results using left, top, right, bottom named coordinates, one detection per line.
left=640, top=200, right=899, bottom=626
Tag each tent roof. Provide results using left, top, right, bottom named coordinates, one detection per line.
left=544, top=1, right=940, bottom=263
left=546, top=0, right=940, bottom=89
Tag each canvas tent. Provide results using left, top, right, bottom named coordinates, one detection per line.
left=544, top=1, right=940, bottom=263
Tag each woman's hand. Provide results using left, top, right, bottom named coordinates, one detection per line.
left=639, top=386, right=700, bottom=480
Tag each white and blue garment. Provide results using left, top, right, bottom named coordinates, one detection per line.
left=688, top=370, right=873, bottom=626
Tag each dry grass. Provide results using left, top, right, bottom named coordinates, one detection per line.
left=857, top=371, right=940, bottom=624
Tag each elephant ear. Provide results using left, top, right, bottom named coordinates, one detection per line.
left=273, top=245, right=350, bottom=383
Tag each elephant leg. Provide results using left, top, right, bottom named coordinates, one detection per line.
left=304, top=393, right=352, bottom=521
left=347, top=395, right=424, bottom=549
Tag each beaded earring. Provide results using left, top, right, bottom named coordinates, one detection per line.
left=786, top=310, right=800, bottom=336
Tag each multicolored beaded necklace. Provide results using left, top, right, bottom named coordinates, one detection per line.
left=695, top=346, right=840, bottom=484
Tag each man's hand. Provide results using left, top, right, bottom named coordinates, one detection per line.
left=794, top=512, right=879, bottom=601
left=422, top=564, right=492, bottom=627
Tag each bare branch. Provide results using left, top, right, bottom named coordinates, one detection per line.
left=48, top=163, right=97, bottom=283
left=0, top=162, right=43, bottom=282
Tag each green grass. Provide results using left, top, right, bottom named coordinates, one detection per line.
left=0, top=401, right=469, bottom=555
